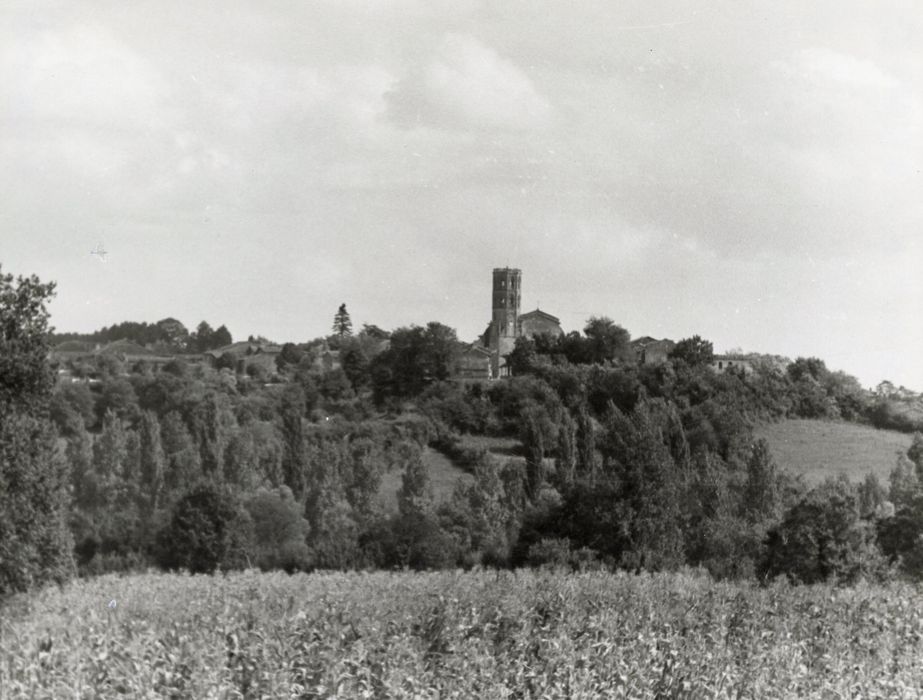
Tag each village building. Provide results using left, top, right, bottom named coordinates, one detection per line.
left=461, top=268, right=564, bottom=381
left=49, top=339, right=177, bottom=375
left=709, top=354, right=755, bottom=375
left=205, top=341, right=282, bottom=374
left=631, top=336, right=676, bottom=365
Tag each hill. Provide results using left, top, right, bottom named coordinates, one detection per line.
left=757, top=419, right=913, bottom=485
left=376, top=446, right=473, bottom=512
left=5, top=569, right=923, bottom=697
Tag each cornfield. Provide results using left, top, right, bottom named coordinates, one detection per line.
left=2, top=569, right=923, bottom=698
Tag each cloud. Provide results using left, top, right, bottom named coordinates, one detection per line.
left=1, top=1, right=920, bottom=389
left=2, top=22, right=171, bottom=130
left=792, top=47, right=900, bottom=89
left=386, top=33, right=552, bottom=131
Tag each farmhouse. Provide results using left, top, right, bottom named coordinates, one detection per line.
left=631, top=336, right=676, bottom=365
left=709, top=354, right=755, bottom=374
left=205, top=341, right=282, bottom=374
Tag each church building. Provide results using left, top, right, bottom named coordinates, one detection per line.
left=457, top=267, right=564, bottom=381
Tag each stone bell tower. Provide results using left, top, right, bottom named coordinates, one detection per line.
left=489, top=267, right=521, bottom=377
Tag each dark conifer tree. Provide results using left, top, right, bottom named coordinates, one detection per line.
left=333, top=303, right=353, bottom=337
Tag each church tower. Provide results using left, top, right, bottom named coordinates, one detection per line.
left=489, top=267, right=521, bottom=377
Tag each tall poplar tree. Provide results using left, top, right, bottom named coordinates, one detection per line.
left=0, top=267, right=74, bottom=594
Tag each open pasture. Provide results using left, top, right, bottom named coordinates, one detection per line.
left=757, top=419, right=913, bottom=485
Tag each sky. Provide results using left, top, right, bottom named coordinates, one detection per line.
left=1, top=0, right=921, bottom=389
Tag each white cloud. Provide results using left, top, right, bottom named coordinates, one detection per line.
left=796, top=47, right=900, bottom=89
left=386, top=33, right=552, bottom=131
left=1, top=1, right=920, bottom=389
left=1, top=22, right=171, bottom=130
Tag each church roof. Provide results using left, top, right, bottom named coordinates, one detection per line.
left=519, top=308, right=560, bottom=324
left=463, top=342, right=492, bottom=356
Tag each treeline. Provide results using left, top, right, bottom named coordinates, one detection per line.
left=46, top=309, right=923, bottom=583
left=50, top=317, right=233, bottom=353
left=417, top=376, right=923, bottom=583
left=4, top=267, right=923, bottom=600
left=46, top=335, right=923, bottom=585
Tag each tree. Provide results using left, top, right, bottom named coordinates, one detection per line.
left=0, top=267, right=74, bottom=594
left=67, top=421, right=95, bottom=511
left=95, top=376, right=141, bottom=425
left=340, top=344, right=370, bottom=391
left=575, top=403, right=598, bottom=481
left=212, top=324, right=232, bottom=349
left=244, top=486, right=312, bottom=572
left=507, top=336, right=539, bottom=376
left=192, top=321, right=215, bottom=353
left=333, top=303, right=353, bottom=338
left=361, top=324, right=389, bottom=339
left=0, top=414, right=74, bottom=593
left=216, top=352, right=237, bottom=372
left=908, top=433, right=923, bottom=476
left=742, top=439, right=784, bottom=524
left=762, top=476, right=884, bottom=584
left=155, top=318, right=190, bottom=351
left=370, top=323, right=460, bottom=401
left=595, top=400, right=685, bottom=571
left=888, top=456, right=920, bottom=509
left=160, top=411, right=202, bottom=496
left=90, top=411, right=129, bottom=520
left=878, top=491, right=923, bottom=579
left=279, top=384, right=307, bottom=499
left=276, top=342, right=306, bottom=372
left=50, top=381, right=96, bottom=436
left=189, top=391, right=236, bottom=477
left=397, top=442, right=433, bottom=518
left=787, top=357, right=829, bottom=383
left=519, top=402, right=557, bottom=499
left=669, top=335, right=714, bottom=367
left=156, top=484, right=253, bottom=574
left=583, top=317, right=632, bottom=364
left=138, top=411, right=166, bottom=514
left=554, top=411, right=578, bottom=490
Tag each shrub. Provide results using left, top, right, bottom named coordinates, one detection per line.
left=244, top=486, right=312, bottom=572
left=156, top=484, right=253, bottom=574
left=762, top=477, right=886, bottom=584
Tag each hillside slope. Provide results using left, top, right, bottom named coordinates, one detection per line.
left=377, top=446, right=473, bottom=512
left=756, top=419, right=913, bottom=485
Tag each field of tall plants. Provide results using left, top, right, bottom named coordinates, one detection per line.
left=3, top=569, right=923, bottom=698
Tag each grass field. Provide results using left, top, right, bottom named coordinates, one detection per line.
left=375, top=420, right=913, bottom=512
left=377, top=447, right=473, bottom=512
left=756, top=419, right=913, bottom=485
left=3, top=569, right=923, bottom=698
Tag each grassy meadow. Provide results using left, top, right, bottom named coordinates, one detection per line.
left=377, top=419, right=915, bottom=510
left=377, top=447, right=473, bottom=511
left=757, top=419, right=912, bottom=485
left=3, top=569, right=923, bottom=698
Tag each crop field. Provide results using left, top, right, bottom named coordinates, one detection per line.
left=3, top=570, right=923, bottom=698
left=756, top=419, right=912, bottom=485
